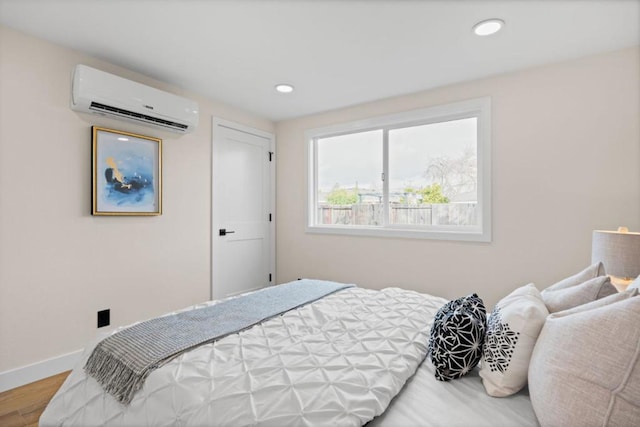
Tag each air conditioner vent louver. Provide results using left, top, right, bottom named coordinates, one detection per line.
left=89, top=102, right=189, bottom=131
left=71, top=64, right=199, bottom=134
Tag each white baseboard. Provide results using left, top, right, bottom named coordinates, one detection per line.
left=0, top=349, right=83, bottom=392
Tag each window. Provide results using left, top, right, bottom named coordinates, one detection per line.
left=306, top=97, right=491, bottom=242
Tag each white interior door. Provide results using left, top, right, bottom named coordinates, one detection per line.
left=212, top=119, right=275, bottom=299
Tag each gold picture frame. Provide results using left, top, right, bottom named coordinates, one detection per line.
left=92, top=126, right=162, bottom=216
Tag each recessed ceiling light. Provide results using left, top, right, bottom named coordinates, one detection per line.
left=473, top=19, right=505, bottom=36
left=275, top=84, right=294, bottom=94
left=117, top=137, right=129, bottom=141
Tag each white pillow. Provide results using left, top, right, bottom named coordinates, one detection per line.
left=628, top=275, right=640, bottom=290
left=528, top=291, right=640, bottom=426
left=541, top=261, right=605, bottom=294
left=479, top=283, right=549, bottom=397
left=549, top=287, right=637, bottom=317
left=541, top=275, right=617, bottom=313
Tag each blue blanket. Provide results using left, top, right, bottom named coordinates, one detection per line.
left=85, top=279, right=354, bottom=404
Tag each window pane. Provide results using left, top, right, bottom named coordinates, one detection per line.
left=317, top=130, right=382, bottom=226
left=388, top=118, right=478, bottom=226
left=307, top=97, right=491, bottom=241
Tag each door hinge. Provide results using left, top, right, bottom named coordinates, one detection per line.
left=268, top=151, right=274, bottom=162
left=269, top=213, right=272, bottom=222
left=269, top=273, right=272, bottom=282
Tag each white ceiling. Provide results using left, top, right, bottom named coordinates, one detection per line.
left=0, top=0, right=638, bottom=121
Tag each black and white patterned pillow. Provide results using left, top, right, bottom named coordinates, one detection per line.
left=428, top=293, right=487, bottom=381
left=478, top=283, right=549, bottom=397
left=483, top=306, right=520, bottom=373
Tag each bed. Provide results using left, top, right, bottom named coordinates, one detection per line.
left=39, top=273, right=639, bottom=426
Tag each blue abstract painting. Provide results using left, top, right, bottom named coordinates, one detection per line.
left=94, top=128, right=161, bottom=214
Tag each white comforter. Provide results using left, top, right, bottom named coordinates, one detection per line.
left=40, top=286, right=447, bottom=426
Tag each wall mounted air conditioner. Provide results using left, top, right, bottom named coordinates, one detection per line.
left=71, top=64, right=199, bottom=134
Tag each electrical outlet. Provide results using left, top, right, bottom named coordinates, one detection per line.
left=97, top=309, right=110, bottom=328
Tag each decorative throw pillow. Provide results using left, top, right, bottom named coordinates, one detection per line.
left=428, top=293, right=486, bottom=381
left=541, top=275, right=617, bottom=313
left=528, top=293, right=640, bottom=426
left=541, top=262, right=605, bottom=294
left=479, top=283, right=548, bottom=397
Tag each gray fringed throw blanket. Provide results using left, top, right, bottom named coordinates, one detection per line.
left=84, top=279, right=354, bottom=404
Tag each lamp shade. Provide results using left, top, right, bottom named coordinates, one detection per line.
left=592, top=229, right=640, bottom=279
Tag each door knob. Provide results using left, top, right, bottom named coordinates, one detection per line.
left=219, top=229, right=236, bottom=236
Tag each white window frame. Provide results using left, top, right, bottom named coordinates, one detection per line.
left=305, top=97, right=491, bottom=242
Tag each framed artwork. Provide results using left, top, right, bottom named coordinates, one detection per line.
left=92, top=126, right=162, bottom=216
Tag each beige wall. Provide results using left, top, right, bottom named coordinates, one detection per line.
left=1, top=23, right=638, bottom=375
left=0, top=26, right=274, bottom=372
left=276, top=47, right=640, bottom=308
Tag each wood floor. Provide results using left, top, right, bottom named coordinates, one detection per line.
left=0, top=371, right=70, bottom=427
